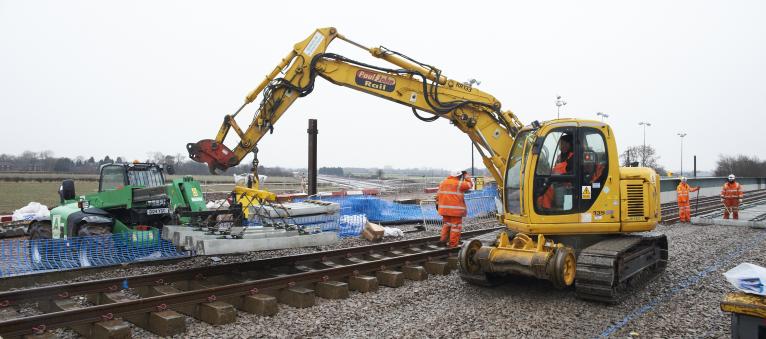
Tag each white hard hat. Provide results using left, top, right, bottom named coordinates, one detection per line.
left=728, top=174, right=736, bottom=180
left=681, top=176, right=687, bottom=182
left=452, top=169, right=465, bottom=177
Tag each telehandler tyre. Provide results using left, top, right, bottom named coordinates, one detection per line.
left=28, top=220, right=55, bottom=269
left=75, top=223, right=113, bottom=267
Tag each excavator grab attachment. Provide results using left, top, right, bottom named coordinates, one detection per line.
left=186, top=139, right=238, bottom=174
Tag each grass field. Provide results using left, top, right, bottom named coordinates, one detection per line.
left=0, top=172, right=300, bottom=184
left=0, top=174, right=305, bottom=214
left=0, top=172, right=456, bottom=214
left=0, top=181, right=99, bottom=214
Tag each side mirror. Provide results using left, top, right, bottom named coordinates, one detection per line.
left=59, top=179, right=76, bottom=202
left=165, top=164, right=176, bottom=175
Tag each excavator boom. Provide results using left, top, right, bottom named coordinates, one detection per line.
left=187, top=27, right=522, bottom=185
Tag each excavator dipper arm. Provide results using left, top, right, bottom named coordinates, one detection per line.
left=187, top=27, right=522, bottom=187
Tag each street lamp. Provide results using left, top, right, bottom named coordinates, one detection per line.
left=596, top=112, right=609, bottom=122
left=677, top=132, right=687, bottom=177
left=555, top=95, right=567, bottom=119
left=638, top=121, right=652, bottom=166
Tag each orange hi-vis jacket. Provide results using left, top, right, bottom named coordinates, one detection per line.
left=537, top=151, right=573, bottom=209
left=721, top=181, right=743, bottom=201
left=436, top=175, right=474, bottom=217
left=676, top=182, right=699, bottom=205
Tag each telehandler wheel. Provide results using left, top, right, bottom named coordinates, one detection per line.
left=77, top=224, right=111, bottom=237
left=28, top=220, right=52, bottom=239
left=28, top=221, right=53, bottom=268
left=76, top=224, right=113, bottom=267
left=551, top=247, right=576, bottom=289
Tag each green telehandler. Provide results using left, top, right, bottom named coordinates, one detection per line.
left=27, top=162, right=207, bottom=266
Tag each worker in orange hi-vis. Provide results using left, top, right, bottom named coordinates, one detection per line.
left=721, top=174, right=744, bottom=219
left=676, top=177, right=699, bottom=223
left=436, top=169, right=473, bottom=248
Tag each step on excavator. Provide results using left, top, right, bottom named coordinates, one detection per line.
left=187, top=27, right=667, bottom=303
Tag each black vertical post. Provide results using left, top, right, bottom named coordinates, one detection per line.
left=693, top=155, right=697, bottom=178
left=308, top=119, right=318, bottom=196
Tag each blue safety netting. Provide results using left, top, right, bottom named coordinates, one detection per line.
left=0, top=232, right=188, bottom=277
left=285, top=185, right=499, bottom=237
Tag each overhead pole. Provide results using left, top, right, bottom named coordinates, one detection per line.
left=677, top=132, right=687, bottom=177
left=638, top=121, right=652, bottom=167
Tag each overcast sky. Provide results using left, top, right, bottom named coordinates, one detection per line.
left=1, top=1, right=764, bottom=173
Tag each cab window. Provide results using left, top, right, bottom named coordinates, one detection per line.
left=100, top=166, right=126, bottom=191
left=127, top=167, right=165, bottom=187
left=580, top=128, right=608, bottom=210
left=504, top=131, right=533, bottom=215
left=533, top=129, right=576, bottom=214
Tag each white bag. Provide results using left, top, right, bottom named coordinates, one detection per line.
left=12, top=202, right=51, bottom=221
left=383, top=226, right=404, bottom=237
left=723, top=263, right=766, bottom=296
left=233, top=174, right=250, bottom=186
left=233, top=174, right=269, bottom=187
left=206, top=199, right=231, bottom=209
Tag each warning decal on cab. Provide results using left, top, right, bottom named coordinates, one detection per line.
left=582, top=186, right=592, bottom=200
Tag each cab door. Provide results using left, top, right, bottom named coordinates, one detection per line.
left=529, top=127, right=580, bottom=226
left=527, top=124, right=619, bottom=234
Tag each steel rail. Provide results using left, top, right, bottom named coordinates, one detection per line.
left=0, top=227, right=502, bottom=337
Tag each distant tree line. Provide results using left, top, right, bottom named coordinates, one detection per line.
left=318, top=167, right=344, bottom=176
left=1, top=150, right=504, bottom=179
left=714, top=154, right=766, bottom=177
left=0, top=151, right=119, bottom=173
left=620, top=145, right=668, bottom=176
left=0, top=151, right=294, bottom=177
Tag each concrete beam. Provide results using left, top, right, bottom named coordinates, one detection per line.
left=194, top=232, right=338, bottom=255
left=691, top=217, right=766, bottom=228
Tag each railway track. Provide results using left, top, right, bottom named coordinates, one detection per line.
left=0, top=227, right=501, bottom=338
left=2, top=189, right=765, bottom=337
left=659, top=189, right=766, bottom=224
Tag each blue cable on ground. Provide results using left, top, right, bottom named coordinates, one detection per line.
left=598, top=231, right=766, bottom=338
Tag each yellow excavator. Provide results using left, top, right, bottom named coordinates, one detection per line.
left=187, top=27, right=666, bottom=303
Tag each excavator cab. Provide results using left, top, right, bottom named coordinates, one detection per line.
left=502, top=120, right=626, bottom=234
left=460, top=119, right=666, bottom=302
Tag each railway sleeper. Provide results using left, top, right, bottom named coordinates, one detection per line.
left=137, top=283, right=236, bottom=327
left=90, top=291, right=186, bottom=337
left=0, top=305, right=20, bottom=321
left=49, top=298, right=131, bottom=339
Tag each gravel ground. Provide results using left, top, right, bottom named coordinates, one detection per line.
left=13, top=222, right=766, bottom=338
left=178, top=223, right=765, bottom=338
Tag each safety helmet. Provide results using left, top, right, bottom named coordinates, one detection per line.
left=728, top=174, right=736, bottom=181
left=452, top=169, right=466, bottom=177
left=681, top=176, right=687, bottom=182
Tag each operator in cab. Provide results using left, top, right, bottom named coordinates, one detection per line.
left=436, top=169, right=473, bottom=248
left=537, top=133, right=574, bottom=210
